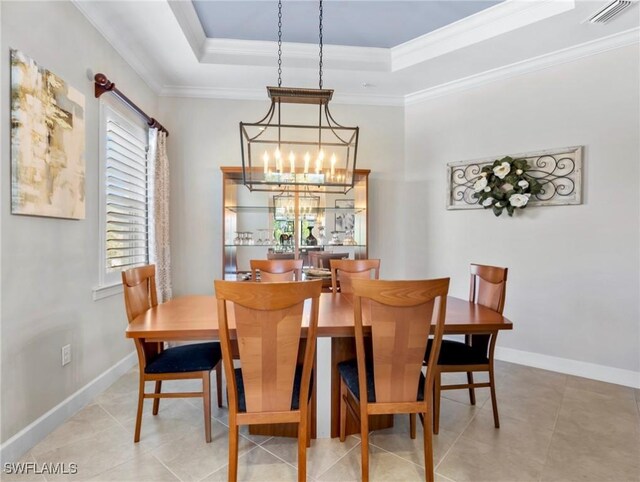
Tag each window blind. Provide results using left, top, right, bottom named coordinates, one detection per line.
left=105, top=117, right=149, bottom=271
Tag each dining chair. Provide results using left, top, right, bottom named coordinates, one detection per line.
left=338, top=278, right=450, bottom=482
left=266, top=251, right=295, bottom=260
left=426, top=263, right=508, bottom=434
left=215, top=279, right=322, bottom=482
left=308, top=251, right=349, bottom=269
left=329, top=258, right=380, bottom=294
left=250, top=258, right=303, bottom=282
left=122, top=265, right=224, bottom=443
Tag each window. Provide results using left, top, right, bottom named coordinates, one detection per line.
left=97, top=101, right=151, bottom=292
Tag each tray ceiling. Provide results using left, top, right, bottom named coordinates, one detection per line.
left=192, top=0, right=502, bottom=48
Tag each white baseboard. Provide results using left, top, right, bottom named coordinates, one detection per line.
left=0, top=352, right=137, bottom=465
left=495, top=346, right=640, bottom=389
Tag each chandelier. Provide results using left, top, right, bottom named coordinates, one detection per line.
left=240, top=0, right=359, bottom=194
left=273, top=190, right=320, bottom=221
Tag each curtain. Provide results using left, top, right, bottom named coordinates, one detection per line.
left=148, top=128, right=173, bottom=302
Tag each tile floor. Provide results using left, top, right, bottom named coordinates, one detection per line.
left=5, top=361, right=640, bottom=482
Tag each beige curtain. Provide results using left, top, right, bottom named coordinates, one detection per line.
left=148, top=128, right=173, bottom=302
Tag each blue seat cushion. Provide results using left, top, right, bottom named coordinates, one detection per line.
left=145, top=342, right=222, bottom=374
left=337, top=359, right=426, bottom=403
left=425, top=339, right=489, bottom=366
left=234, top=365, right=313, bottom=412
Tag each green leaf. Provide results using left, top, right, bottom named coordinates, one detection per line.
left=529, top=181, right=543, bottom=195
left=505, top=174, right=518, bottom=185
left=492, top=189, right=506, bottom=200
left=513, top=159, right=527, bottom=170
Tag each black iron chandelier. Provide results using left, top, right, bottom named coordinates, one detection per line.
left=239, top=0, right=359, bottom=194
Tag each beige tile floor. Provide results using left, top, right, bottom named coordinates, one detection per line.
left=5, top=361, right=640, bottom=482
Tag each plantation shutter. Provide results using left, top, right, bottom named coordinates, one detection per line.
left=105, top=115, right=149, bottom=271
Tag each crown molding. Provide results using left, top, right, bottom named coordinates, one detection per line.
left=71, top=0, right=163, bottom=93
left=392, top=0, right=576, bottom=71
left=160, top=85, right=404, bottom=107
left=167, top=0, right=207, bottom=61
left=405, top=27, right=640, bottom=106
left=170, top=0, right=573, bottom=72
left=72, top=0, right=638, bottom=109
left=200, top=38, right=390, bottom=72
left=169, top=0, right=389, bottom=71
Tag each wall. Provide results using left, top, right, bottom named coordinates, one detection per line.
left=157, top=97, right=405, bottom=296
left=0, top=1, right=157, bottom=445
left=404, top=45, right=640, bottom=378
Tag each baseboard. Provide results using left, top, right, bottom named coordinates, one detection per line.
left=0, top=352, right=137, bottom=465
left=495, top=346, right=640, bottom=389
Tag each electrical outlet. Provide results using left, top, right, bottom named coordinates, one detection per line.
left=62, top=344, right=71, bottom=366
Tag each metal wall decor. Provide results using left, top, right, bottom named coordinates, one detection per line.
left=447, top=146, right=583, bottom=210
left=240, top=0, right=359, bottom=194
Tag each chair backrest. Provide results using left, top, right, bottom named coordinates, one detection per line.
left=330, top=259, right=380, bottom=294
left=215, top=280, right=322, bottom=413
left=352, top=278, right=450, bottom=405
left=250, top=259, right=303, bottom=282
left=469, top=264, right=508, bottom=314
left=309, top=251, right=349, bottom=269
left=122, top=265, right=158, bottom=323
left=266, top=251, right=295, bottom=260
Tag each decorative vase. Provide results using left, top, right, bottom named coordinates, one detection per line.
left=305, top=226, right=318, bottom=246
left=316, top=225, right=326, bottom=245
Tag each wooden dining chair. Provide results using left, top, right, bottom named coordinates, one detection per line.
left=426, top=263, right=508, bottom=434
left=266, top=251, right=295, bottom=260
left=122, top=265, right=224, bottom=443
left=215, top=279, right=322, bottom=482
left=338, top=278, right=450, bottom=482
left=250, top=259, right=303, bottom=282
left=329, top=258, right=380, bottom=294
left=309, top=251, right=349, bottom=269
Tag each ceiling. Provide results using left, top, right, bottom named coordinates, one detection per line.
left=192, top=1, right=502, bottom=48
left=72, top=0, right=640, bottom=105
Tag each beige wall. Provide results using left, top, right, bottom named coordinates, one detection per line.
left=403, top=45, right=640, bottom=374
left=157, top=97, right=406, bottom=296
left=0, top=1, right=157, bottom=443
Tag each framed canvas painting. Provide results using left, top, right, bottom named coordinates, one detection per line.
left=10, top=49, right=86, bottom=219
left=334, top=199, right=355, bottom=232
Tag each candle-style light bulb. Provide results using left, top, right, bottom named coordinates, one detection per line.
left=263, top=151, right=269, bottom=175
left=318, top=149, right=324, bottom=173
left=330, top=153, right=336, bottom=178
left=304, top=152, right=310, bottom=174
left=275, top=148, right=282, bottom=173
left=289, top=151, right=295, bottom=174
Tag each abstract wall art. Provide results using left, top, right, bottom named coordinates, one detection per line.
left=10, top=49, right=85, bottom=219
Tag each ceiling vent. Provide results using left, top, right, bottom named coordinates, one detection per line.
left=588, top=0, right=633, bottom=23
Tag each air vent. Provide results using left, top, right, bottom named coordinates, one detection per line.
left=588, top=0, right=632, bottom=23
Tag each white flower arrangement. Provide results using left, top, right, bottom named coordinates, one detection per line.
left=473, top=157, right=542, bottom=217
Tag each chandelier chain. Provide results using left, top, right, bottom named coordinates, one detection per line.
left=319, top=0, right=323, bottom=89
left=277, top=0, right=283, bottom=87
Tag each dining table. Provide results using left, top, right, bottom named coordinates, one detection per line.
left=126, top=292, right=512, bottom=438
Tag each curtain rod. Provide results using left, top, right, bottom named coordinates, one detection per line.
left=94, top=73, right=169, bottom=136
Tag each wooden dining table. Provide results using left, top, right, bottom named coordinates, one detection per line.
left=126, top=293, right=512, bottom=438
